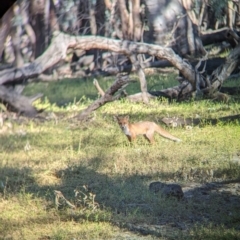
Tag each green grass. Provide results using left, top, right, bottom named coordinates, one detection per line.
left=0, top=74, right=240, bottom=239
left=24, top=73, right=178, bottom=106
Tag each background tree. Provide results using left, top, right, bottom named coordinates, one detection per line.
left=0, top=0, right=240, bottom=117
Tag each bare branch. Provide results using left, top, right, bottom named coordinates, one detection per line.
left=76, top=75, right=132, bottom=121
left=93, top=78, right=105, bottom=97
left=0, top=31, right=196, bottom=86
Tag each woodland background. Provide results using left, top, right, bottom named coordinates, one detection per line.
left=0, top=0, right=240, bottom=116
left=0, top=1, right=240, bottom=240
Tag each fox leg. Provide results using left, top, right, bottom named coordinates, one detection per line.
left=127, top=136, right=132, bottom=142
left=145, top=131, right=155, bottom=144
left=127, top=135, right=136, bottom=142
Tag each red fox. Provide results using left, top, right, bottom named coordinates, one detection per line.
left=115, top=116, right=181, bottom=144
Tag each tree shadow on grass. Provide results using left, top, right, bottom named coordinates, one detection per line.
left=1, top=161, right=240, bottom=239
left=49, top=164, right=240, bottom=238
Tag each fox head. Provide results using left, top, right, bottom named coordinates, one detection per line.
left=114, top=115, right=131, bottom=135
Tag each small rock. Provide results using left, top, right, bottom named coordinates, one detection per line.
left=149, top=181, right=184, bottom=200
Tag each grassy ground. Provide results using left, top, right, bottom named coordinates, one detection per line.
left=0, top=73, right=240, bottom=239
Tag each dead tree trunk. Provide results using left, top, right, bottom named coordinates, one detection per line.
left=0, top=32, right=196, bottom=86
left=0, top=31, right=240, bottom=117
left=201, top=28, right=239, bottom=47
left=0, top=31, right=196, bottom=113
left=0, top=85, right=42, bottom=117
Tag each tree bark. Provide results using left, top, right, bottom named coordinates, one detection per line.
left=1, top=32, right=239, bottom=116
left=118, top=0, right=130, bottom=39
left=1, top=31, right=238, bottom=89
left=132, top=0, right=142, bottom=41
left=103, top=57, right=226, bottom=76
left=145, top=0, right=206, bottom=57
left=0, top=31, right=196, bottom=86
left=0, top=85, right=42, bottom=117
left=0, top=4, right=14, bottom=60
left=201, top=28, right=239, bottom=47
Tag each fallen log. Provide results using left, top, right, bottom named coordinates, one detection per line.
left=0, top=85, right=42, bottom=117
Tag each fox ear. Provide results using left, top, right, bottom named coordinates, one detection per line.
left=125, top=115, right=129, bottom=120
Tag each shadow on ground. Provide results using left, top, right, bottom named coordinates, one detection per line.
left=1, top=162, right=240, bottom=239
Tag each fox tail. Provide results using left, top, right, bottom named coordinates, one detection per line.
left=156, top=125, right=181, bottom=142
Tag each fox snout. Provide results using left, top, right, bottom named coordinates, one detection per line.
left=119, top=124, right=131, bottom=136
left=120, top=125, right=127, bottom=131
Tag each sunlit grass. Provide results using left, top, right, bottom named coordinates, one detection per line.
left=0, top=74, right=240, bottom=239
